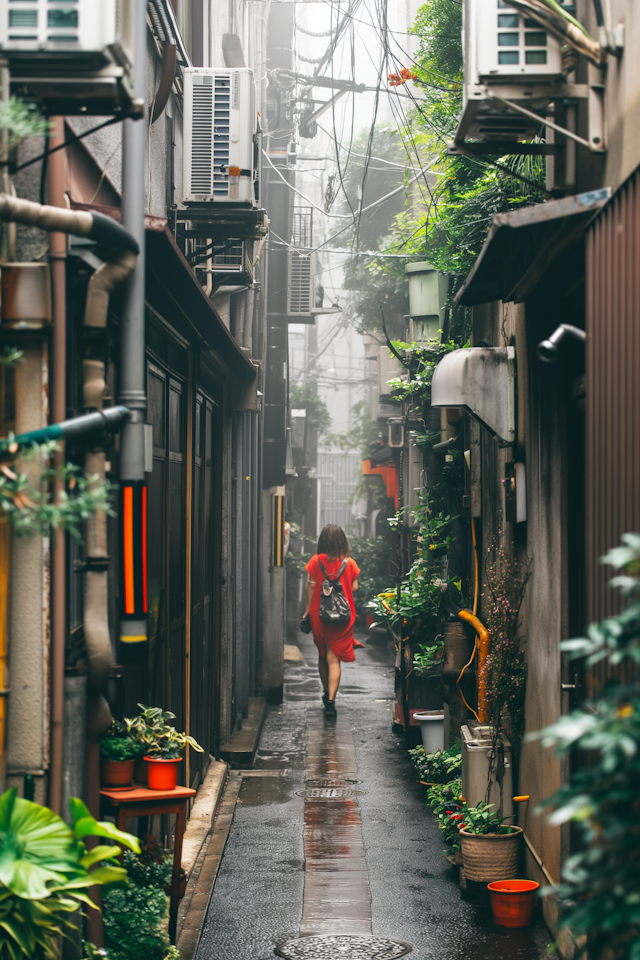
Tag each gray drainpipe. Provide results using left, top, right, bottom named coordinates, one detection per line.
left=119, top=0, right=148, bottom=645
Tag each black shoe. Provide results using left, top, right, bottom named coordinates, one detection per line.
left=324, top=699, right=337, bottom=718
left=322, top=692, right=328, bottom=707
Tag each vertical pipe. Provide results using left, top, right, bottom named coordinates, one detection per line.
left=48, top=116, right=67, bottom=816
left=119, top=0, right=148, bottom=644
left=184, top=349, right=193, bottom=788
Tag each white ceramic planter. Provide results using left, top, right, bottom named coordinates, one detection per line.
left=413, top=710, right=445, bottom=753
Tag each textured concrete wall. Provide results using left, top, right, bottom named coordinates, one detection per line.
left=6, top=345, right=49, bottom=795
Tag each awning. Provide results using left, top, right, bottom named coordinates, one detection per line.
left=454, top=187, right=611, bottom=308
left=70, top=199, right=255, bottom=382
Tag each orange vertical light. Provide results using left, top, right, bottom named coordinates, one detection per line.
left=141, top=484, right=148, bottom=613
left=123, top=485, right=135, bottom=614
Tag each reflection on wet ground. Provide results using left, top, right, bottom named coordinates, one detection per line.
left=196, top=633, right=554, bottom=960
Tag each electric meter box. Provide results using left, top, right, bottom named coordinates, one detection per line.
left=0, top=0, right=135, bottom=114
left=183, top=67, right=258, bottom=206
left=464, top=0, right=563, bottom=85
left=406, top=262, right=448, bottom=343
left=461, top=723, right=513, bottom=820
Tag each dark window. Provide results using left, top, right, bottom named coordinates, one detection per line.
left=498, top=14, right=519, bottom=27
left=525, top=31, right=547, bottom=45
left=499, top=51, right=520, bottom=63
left=48, top=9, right=77, bottom=27
left=526, top=50, right=547, bottom=63
left=498, top=32, right=519, bottom=45
left=148, top=371, right=165, bottom=448
left=169, top=385, right=182, bottom=453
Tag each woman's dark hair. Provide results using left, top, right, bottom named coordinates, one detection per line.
left=317, top=524, right=349, bottom=560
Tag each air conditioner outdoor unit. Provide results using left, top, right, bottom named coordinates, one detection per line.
left=455, top=0, right=565, bottom=143
left=183, top=67, right=257, bottom=206
left=287, top=249, right=316, bottom=318
left=0, top=0, right=137, bottom=115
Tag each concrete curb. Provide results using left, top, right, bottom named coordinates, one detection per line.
left=181, top=759, right=228, bottom=880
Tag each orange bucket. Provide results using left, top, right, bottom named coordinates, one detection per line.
left=487, top=880, right=539, bottom=928
left=145, top=756, right=182, bottom=791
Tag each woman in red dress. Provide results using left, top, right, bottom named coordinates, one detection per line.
left=303, top=524, right=360, bottom=718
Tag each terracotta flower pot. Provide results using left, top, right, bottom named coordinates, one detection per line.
left=488, top=879, right=539, bottom=928
left=101, top=759, right=136, bottom=788
left=145, top=756, right=182, bottom=791
left=459, top=826, right=522, bottom=883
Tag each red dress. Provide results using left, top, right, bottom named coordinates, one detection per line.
left=305, top=554, right=361, bottom=662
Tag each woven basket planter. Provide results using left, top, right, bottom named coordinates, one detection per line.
left=459, top=826, right=522, bottom=883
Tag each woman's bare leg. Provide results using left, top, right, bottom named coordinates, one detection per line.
left=326, top=648, right=341, bottom=701
left=318, top=654, right=329, bottom=694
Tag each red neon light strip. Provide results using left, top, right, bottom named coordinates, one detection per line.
left=123, top=486, right=135, bottom=614
left=141, top=485, right=148, bottom=613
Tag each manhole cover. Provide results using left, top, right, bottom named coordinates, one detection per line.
left=275, top=935, right=411, bottom=959
left=305, top=778, right=361, bottom=787
left=296, top=787, right=364, bottom=799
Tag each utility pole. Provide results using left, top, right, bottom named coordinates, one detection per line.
left=119, top=0, right=148, bottom=645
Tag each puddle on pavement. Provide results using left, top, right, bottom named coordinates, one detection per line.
left=238, top=776, right=296, bottom=805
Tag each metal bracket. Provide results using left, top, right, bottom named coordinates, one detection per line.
left=483, top=90, right=592, bottom=149
left=74, top=556, right=110, bottom=573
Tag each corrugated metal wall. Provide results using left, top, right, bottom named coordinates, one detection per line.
left=586, top=168, right=640, bottom=627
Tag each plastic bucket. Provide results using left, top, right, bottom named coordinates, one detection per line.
left=145, top=756, right=182, bottom=791
left=413, top=711, right=445, bottom=753
left=487, top=879, right=539, bottom=928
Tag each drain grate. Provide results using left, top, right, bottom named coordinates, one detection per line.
left=275, top=935, right=411, bottom=959
left=305, top=778, right=360, bottom=787
left=296, top=787, right=364, bottom=799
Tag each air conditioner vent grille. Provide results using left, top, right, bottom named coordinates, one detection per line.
left=288, top=252, right=313, bottom=315
left=190, top=82, right=213, bottom=194
left=213, top=76, right=230, bottom=198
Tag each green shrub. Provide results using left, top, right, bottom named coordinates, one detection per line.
left=409, top=739, right=461, bottom=782
left=102, top=851, right=175, bottom=960
left=99, top=738, right=144, bottom=762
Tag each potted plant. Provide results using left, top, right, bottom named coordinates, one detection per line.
left=458, top=801, right=522, bottom=883
left=100, top=721, right=145, bottom=788
left=0, top=788, right=139, bottom=960
left=125, top=704, right=204, bottom=791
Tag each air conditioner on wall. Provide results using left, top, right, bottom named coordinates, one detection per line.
left=287, top=249, right=316, bottom=318
left=183, top=67, right=258, bottom=206
left=0, top=0, right=137, bottom=114
left=455, top=0, right=567, bottom=144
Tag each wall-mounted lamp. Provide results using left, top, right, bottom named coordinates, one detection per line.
left=537, top=324, right=586, bottom=362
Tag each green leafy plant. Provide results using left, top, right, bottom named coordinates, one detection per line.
left=124, top=704, right=204, bottom=760
left=413, top=639, right=444, bottom=675
left=532, top=534, right=640, bottom=960
left=0, top=789, right=140, bottom=960
left=459, top=800, right=515, bottom=836
left=409, top=740, right=461, bottom=782
left=0, top=98, right=49, bottom=157
left=483, top=538, right=532, bottom=759
left=424, top=779, right=464, bottom=854
left=99, top=738, right=145, bottom=762
left=102, top=851, right=177, bottom=960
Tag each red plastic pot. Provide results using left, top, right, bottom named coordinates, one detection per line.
left=101, top=759, right=135, bottom=788
left=365, top=614, right=375, bottom=631
left=487, top=879, right=539, bottom=928
left=144, top=756, right=182, bottom=791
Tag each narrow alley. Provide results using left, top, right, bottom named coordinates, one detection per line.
left=191, top=632, right=552, bottom=960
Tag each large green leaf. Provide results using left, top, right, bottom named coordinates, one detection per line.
left=0, top=791, right=80, bottom=899
left=73, top=817, right=140, bottom=853
left=80, top=844, right=121, bottom=870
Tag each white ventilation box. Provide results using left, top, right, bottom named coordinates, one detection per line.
left=378, top=346, right=408, bottom=402
left=287, top=249, right=316, bottom=317
left=0, top=0, right=133, bottom=64
left=183, top=67, right=257, bottom=206
left=465, top=0, right=563, bottom=84
left=0, top=0, right=135, bottom=113
left=455, top=0, right=565, bottom=143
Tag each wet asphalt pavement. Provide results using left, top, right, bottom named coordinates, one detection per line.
left=196, top=631, right=553, bottom=960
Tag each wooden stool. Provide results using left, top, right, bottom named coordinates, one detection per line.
left=100, top=784, right=196, bottom=943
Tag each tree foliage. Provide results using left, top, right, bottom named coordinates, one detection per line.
left=534, top=534, right=640, bottom=960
